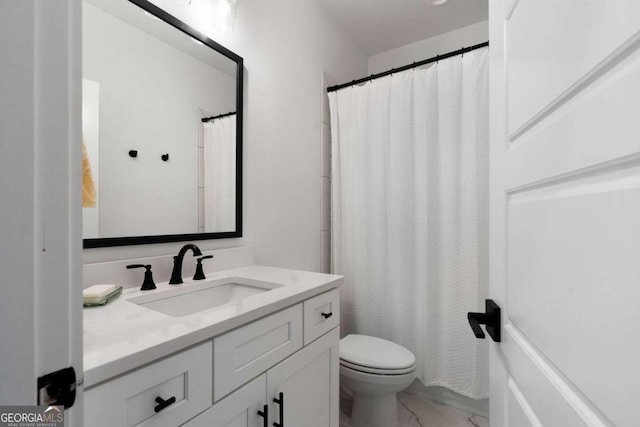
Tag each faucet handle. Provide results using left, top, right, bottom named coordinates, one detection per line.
left=193, top=256, right=214, bottom=281
left=126, top=264, right=156, bottom=291
left=126, top=264, right=148, bottom=269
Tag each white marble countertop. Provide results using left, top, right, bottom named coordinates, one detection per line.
left=83, top=264, right=342, bottom=388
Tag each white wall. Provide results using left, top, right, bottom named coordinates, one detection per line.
left=368, top=21, right=488, bottom=74
left=83, top=2, right=236, bottom=238
left=83, top=0, right=367, bottom=271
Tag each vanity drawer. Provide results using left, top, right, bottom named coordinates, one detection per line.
left=303, top=288, right=340, bottom=345
left=213, top=304, right=303, bottom=401
left=85, top=342, right=212, bottom=427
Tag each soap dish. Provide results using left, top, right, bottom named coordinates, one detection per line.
left=83, top=286, right=123, bottom=307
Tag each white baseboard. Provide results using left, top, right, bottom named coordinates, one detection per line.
left=404, top=381, right=489, bottom=418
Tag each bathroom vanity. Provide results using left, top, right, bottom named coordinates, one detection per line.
left=83, top=249, right=341, bottom=427
left=79, top=1, right=342, bottom=424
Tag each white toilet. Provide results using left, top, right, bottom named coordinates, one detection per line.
left=340, top=334, right=416, bottom=427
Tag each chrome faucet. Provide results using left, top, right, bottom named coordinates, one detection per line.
left=169, top=243, right=203, bottom=285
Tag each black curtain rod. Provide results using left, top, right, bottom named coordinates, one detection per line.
left=327, top=41, right=489, bottom=93
left=201, top=111, right=236, bottom=123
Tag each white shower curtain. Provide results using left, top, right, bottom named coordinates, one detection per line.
left=329, top=48, right=489, bottom=398
left=203, top=114, right=236, bottom=232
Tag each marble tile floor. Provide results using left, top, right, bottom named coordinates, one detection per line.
left=339, top=392, right=489, bottom=427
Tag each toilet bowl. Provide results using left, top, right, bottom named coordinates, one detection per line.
left=340, top=334, right=416, bottom=427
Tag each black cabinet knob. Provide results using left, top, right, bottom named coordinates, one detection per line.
left=321, top=312, right=333, bottom=319
left=154, top=396, right=176, bottom=413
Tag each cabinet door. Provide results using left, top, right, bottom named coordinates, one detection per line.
left=182, top=374, right=266, bottom=427
left=266, top=328, right=339, bottom=427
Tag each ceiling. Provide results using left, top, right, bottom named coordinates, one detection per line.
left=318, top=0, right=488, bottom=55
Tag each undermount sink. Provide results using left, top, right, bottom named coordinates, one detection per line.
left=127, top=277, right=281, bottom=317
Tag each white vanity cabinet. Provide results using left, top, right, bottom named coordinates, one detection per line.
left=84, top=288, right=340, bottom=427
left=183, top=328, right=339, bottom=427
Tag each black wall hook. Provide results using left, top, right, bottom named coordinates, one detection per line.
left=161, top=153, right=169, bottom=162
left=129, top=150, right=138, bottom=158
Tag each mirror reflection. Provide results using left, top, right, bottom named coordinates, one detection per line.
left=82, top=0, right=240, bottom=243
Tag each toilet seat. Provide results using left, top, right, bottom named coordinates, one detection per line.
left=340, top=358, right=415, bottom=375
left=339, top=334, right=416, bottom=375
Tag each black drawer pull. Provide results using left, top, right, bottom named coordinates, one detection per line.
left=321, top=312, right=333, bottom=319
left=154, top=396, right=176, bottom=413
left=257, top=404, right=268, bottom=427
left=273, top=392, right=284, bottom=427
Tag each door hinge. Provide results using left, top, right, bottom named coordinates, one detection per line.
left=37, top=367, right=76, bottom=409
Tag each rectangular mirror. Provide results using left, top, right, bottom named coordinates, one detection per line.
left=82, top=0, right=243, bottom=248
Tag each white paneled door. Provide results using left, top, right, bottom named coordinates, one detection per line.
left=489, top=1, right=640, bottom=426
left=0, top=0, right=82, bottom=425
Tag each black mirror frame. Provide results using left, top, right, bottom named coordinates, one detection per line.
left=83, top=0, right=243, bottom=249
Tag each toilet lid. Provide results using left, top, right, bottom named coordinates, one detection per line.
left=339, top=334, right=416, bottom=371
